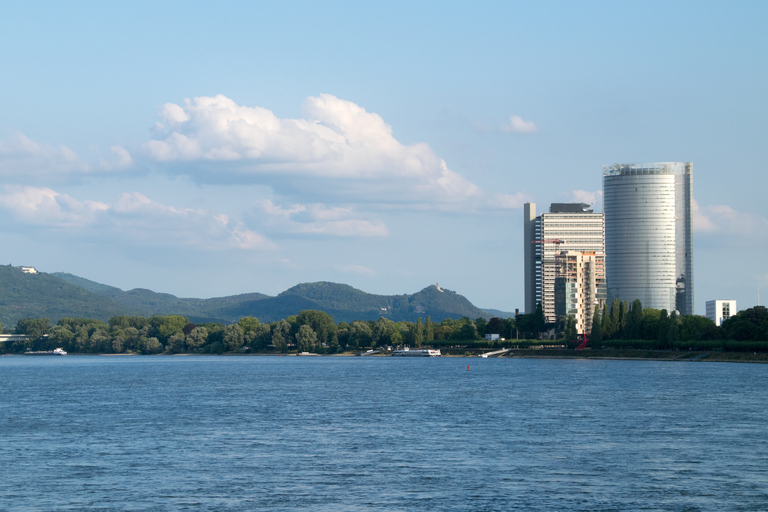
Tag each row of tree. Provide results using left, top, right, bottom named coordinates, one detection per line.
left=3, top=303, right=767, bottom=354
left=2, top=312, right=517, bottom=355
left=588, top=300, right=768, bottom=344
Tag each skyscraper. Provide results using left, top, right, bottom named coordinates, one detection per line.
left=523, top=203, right=605, bottom=322
left=603, top=162, right=693, bottom=315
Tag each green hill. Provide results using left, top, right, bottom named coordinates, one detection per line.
left=0, top=266, right=135, bottom=327
left=8, top=270, right=493, bottom=326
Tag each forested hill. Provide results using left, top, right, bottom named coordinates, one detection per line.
left=10, top=272, right=492, bottom=325
left=0, top=266, right=135, bottom=327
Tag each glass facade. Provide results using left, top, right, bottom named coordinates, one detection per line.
left=603, top=163, right=693, bottom=315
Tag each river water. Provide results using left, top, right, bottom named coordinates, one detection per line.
left=0, top=356, right=766, bottom=511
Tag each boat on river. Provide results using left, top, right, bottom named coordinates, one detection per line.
left=391, top=347, right=441, bottom=357
left=23, top=348, right=67, bottom=356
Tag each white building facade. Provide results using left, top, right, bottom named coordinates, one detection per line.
left=523, top=203, right=605, bottom=323
left=706, top=300, right=737, bottom=327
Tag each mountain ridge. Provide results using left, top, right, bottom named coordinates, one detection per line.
left=0, top=269, right=500, bottom=327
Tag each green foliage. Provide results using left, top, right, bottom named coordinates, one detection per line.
left=296, top=324, right=318, bottom=352
left=590, top=308, right=602, bottom=343
left=236, top=316, right=260, bottom=333
left=563, top=315, right=577, bottom=341
left=223, top=324, right=245, bottom=351
left=149, top=315, right=189, bottom=344
left=16, top=318, right=51, bottom=340
left=722, top=306, right=768, bottom=341
left=295, top=310, right=337, bottom=347
left=348, top=320, right=373, bottom=348
left=0, top=266, right=134, bottom=327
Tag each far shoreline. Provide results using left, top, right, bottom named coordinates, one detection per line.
left=5, top=348, right=767, bottom=364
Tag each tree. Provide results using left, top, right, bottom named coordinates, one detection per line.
left=295, top=310, right=337, bottom=347
left=590, top=308, right=602, bottom=344
left=296, top=324, right=318, bottom=352
left=166, top=331, right=186, bottom=353
left=564, top=315, right=577, bottom=342
left=475, top=317, right=488, bottom=338
left=601, top=303, right=613, bottom=339
left=658, top=309, right=670, bottom=346
left=679, top=315, right=719, bottom=341
left=722, top=306, right=768, bottom=341
left=149, top=315, right=189, bottom=344
left=533, top=303, right=546, bottom=337
left=625, top=300, right=643, bottom=339
left=16, top=318, right=51, bottom=341
left=425, top=316, right=434, bottom=342
left=486, top=317, right=504, bottom=336
left=139, top=336, right=162, bottom=354
left=452, top=317, right=478, bottom=341
left=272, top=319, right=291, bottom=352
left=237, top=316, right=260, bottom=334
left=186, top=326, right=209, bottom=350
left=618, top=301, right=628, bottom=338
left=373, top=317, right=396, bottom=347
left=223, top=324, right=245, bottom=352
left=411, top=318, right=424, bottom=347
left=348, top=320, right=372, bottom=348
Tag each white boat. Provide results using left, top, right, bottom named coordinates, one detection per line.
left=391, top=347, right=441, bottom=357
left=23, top=347, right=67, bottom=356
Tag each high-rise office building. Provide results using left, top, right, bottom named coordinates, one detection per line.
left=523, top=203, right=605, bottom=322
left=603, top=162, right=693, bottom=315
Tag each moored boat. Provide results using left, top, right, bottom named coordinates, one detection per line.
left=391, top=347, right=441, bottom=357
left=23, top=347, right=67, bottom=356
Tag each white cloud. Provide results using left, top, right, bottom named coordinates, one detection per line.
left=143, top=94, right=482, bottom=203
left=693, top=200, right=768, bottom=236
left=335, top=264, right=377, bottom=276
left=570, top=190, right=603, bottom=211
left=255, top=199, right=389, bottom=237
left=0, top=187, right=275, bottom=251
left=0, top=133, right=134, bottom=177
left=500, top=115, right=537, bottom=134
left=492, top=192, right=529, bottom=209
left=0, top=185, right=108, bottom=227
left=0, top=133, right=89, bottom=176
left=99, top=146, right=133, bottom=171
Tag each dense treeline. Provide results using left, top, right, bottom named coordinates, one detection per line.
left=0, top=311, right=517, bottom=355
left=2, top=303, right=767, bottom=354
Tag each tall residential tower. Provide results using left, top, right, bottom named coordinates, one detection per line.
left=523, top=203, right=605, bottom=322
left=603, top=162, right=693, bottom=315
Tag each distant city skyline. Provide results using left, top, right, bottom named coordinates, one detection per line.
left=0, top=2, right=766, bottom=315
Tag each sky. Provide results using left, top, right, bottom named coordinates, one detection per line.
left=1, top=1, right=766, bottom=315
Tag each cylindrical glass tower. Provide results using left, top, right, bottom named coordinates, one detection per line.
left=603, top=162, right=693, bottom=315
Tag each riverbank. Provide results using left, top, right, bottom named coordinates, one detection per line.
left=495, top=348, right=768, bottom=363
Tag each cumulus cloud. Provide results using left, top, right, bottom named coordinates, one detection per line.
left=492, top=192, right=530, bottom=209
left=0, top=185, right=108, bottom=227
left=0, top=133, right=89, bottom=176
left=0, top=186, right=275, bottom=251
left=143, top=94, right=481, bottom=203
left=255, top=199, right=389, bottom=238
left=693, top=200, right=768, bottom=237
left=0, top=132, right=134, bottom=178
left=500, top=115, right=537, bottom=134
left=569, top=190, right=603, bottom=211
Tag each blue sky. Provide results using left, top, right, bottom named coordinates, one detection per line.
left=1, top=1, right=766, bottom=314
